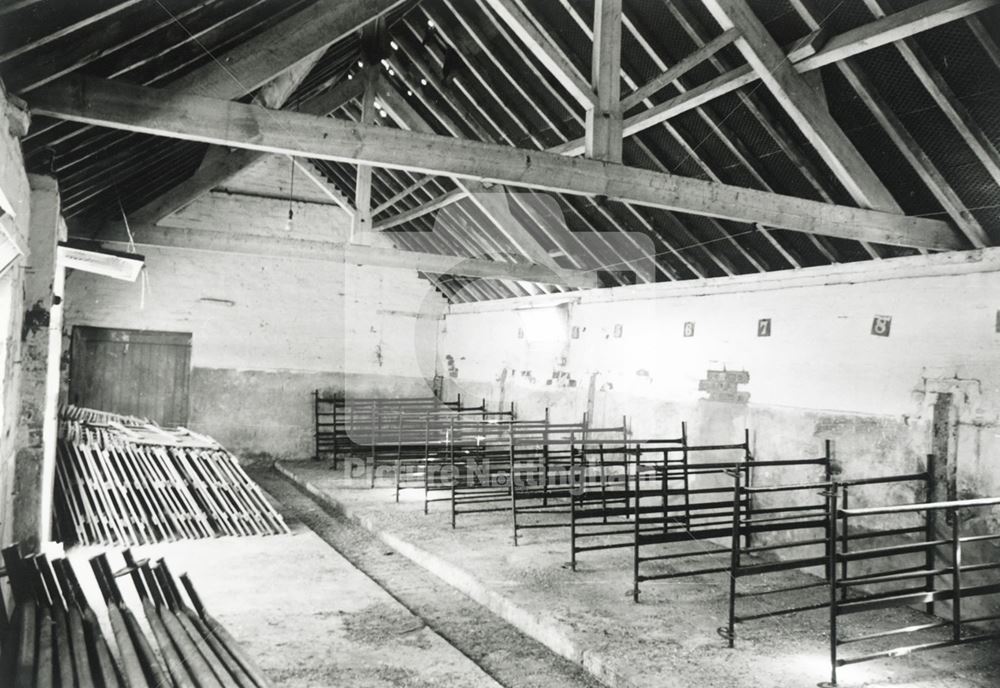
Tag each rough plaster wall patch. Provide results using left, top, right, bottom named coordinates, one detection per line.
left=699, top=369, right=750, bottom=403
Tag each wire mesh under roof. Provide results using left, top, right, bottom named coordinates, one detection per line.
left=2, top=0, right=1000, bottom=302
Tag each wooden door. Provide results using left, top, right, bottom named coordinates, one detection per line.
left=69, top=326, right=192, bottom=426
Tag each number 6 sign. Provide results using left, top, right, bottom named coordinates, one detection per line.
left=871, top=315, right=892, bottom=337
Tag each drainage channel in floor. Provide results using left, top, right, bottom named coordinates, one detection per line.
left=254, top=468, right=606, bottom=688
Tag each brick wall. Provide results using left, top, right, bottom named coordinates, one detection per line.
left=64, top=161, right=447, bottom=460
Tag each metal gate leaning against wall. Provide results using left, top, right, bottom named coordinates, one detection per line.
left=68, top=326, right=192, bottom=426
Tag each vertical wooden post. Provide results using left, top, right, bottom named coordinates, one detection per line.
left=586, top=0, right=623, bottom=162
left=352, top=19, right=384, bottom=243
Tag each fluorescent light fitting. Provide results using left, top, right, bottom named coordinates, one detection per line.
left=58, top=241, right=145, bottom=281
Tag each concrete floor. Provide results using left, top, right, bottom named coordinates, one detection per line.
left=254, top=469, right=605, bottom=688
left=65, top=512, right=502, bottom=686
left=277, top=459, right=1000, bottom=688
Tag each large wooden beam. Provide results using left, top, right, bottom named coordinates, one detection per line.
left=125, top=76, right=363, bottom=226
left=701, top=0, right=902, bottom=213
left=353, top=68, right=379, bottom=241
left=0, top=0, right=142, bottom=64
left=167, top=0, right=404, bottom=99
left=551, top=65, right=757, bottom=155
left=788, top=0, right=990, bottom=248
left=88, top=225, right=600, bottom=288
left=376, top=77, right=565, bottom=271
left=554, top=0, right=997, bottom=156
left=30, top=75, right=962, bottom=249
left=862, top=0, right=1000, bottom=201
left=480, top=0, right=595, bottom=108
left=586, top=0, right=623, bottom=162
left=794, top=0, right=997, bottom=71
left=256, top=48, right=327, bottom=109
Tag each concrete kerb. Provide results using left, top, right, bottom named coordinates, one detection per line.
left=272, top=460, right=636, bottom=688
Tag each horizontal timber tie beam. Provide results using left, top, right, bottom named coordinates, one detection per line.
left=87, top=226, right=601, bottom=288
left=30, top=75, right=962, bottom=250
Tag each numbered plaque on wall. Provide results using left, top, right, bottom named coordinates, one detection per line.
left=871, top=315, right=892, bottom=337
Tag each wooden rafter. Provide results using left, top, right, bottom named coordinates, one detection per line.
left=30, top=75, right=961, bottom=250
left=166, top=0, right=404, bottom=99
left=96, top=0, right=391, bottom=229
left=480, top=0, right=595, bottom=108
left=861, top=0, right=1000, bottom=207
left=374, top=188, right=469, bottom=230
left=794, top=0, right=998, bottom=71
left=653, top=1, right=869, bottom=263
left=556, top=0, right=783, bottom=271
left=620, top=28, right=740, bottom=112
left=373, top=177, right=436, bottom=215
left=701, top=0, right=902, bottom=214
left=376, top=76, right=566, bottom=293
left=123, top=76, right=363, bottom=227
left=0, top=0, right=143, bottom=64
left=553, top=0, right=998, bottom=157
left=788, top=0, right=990, bottom=249
left=400, top=9, right=659, bottom=284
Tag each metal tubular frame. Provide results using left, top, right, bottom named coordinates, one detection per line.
left=53, top=405, right=289, bottom=546
left=313, top=390, right=470, bottom=469
left=725, top=463, right=934, bottom=648
left=362, top=399, right=493, bottom=489
left=449, top=411, right=590, bottom=533
left=631, top=429, right=754, bottom=601
left=393, top=404, right=516, bottom=512
left=827, top=496, right=1000, bottom=686
left=509, top=417, right=630, bottom=546
left=569, top=426, right=688, bottom=570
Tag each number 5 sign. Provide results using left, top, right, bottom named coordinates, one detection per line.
left=871, top=315, right=892, bottom=337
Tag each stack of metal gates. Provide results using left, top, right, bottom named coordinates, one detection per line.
left=53, top=405, right=288, bottom=546
left=0, top=545, right=272, bottom=687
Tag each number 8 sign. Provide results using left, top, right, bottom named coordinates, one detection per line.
left=871, top=315, right=892, bottom=337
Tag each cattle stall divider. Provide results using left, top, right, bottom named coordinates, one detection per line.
left=826, top=495, right=1000, bottom=686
